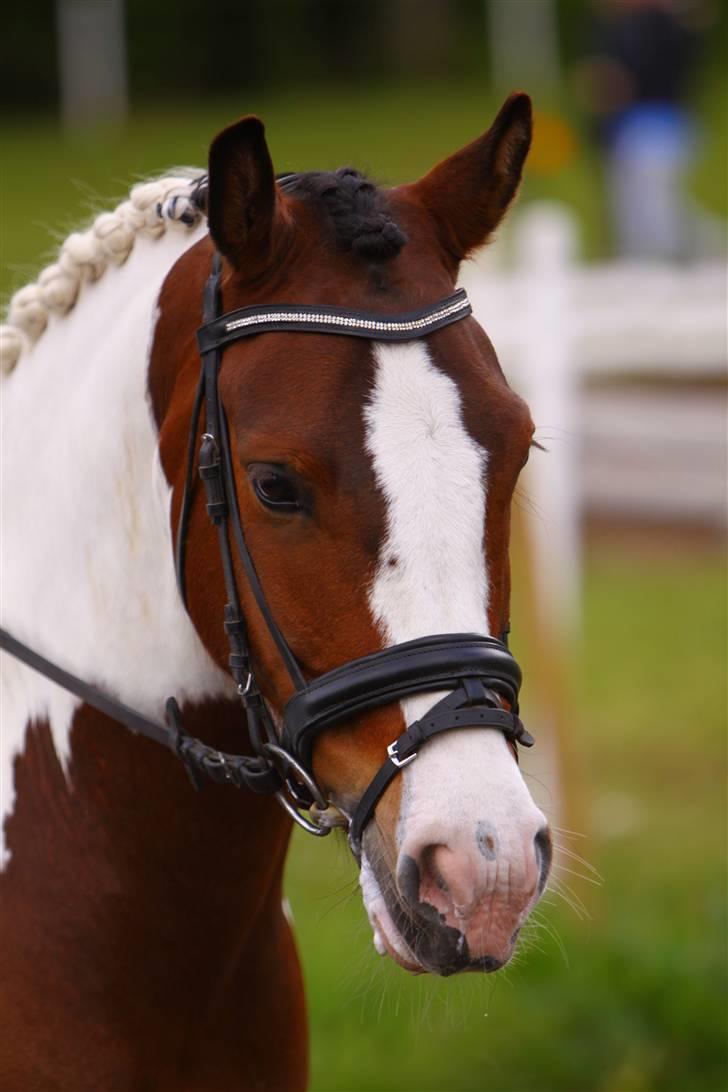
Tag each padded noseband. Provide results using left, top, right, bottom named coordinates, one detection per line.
left=280, top=633, right=532, bottom=850
left=282, top=633, right=522, bottom=770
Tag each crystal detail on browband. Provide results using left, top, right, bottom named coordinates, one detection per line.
left=224, top=295, right=470, bottom=335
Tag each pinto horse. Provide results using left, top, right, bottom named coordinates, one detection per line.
left=0, top=93, right=551, bottom=1090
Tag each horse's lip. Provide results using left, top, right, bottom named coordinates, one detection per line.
left=372, top=913, right=424, bottom=974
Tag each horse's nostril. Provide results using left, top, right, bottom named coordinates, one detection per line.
left=421, top=844, right=450, bottom=893
left=534, top=826, right=553, bottom=893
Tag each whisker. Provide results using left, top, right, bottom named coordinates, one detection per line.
left=552, top=842, right=603, bottom=881
left=551, top=824, right=588, bottom=841
left=547, top=876, right=590, bottom=921
left=551, top=861, right=603, bottom=887
left=523, top=911, right=570, bottom=967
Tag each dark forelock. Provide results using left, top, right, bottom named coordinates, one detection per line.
left=280, top=168, right=407, bottom=262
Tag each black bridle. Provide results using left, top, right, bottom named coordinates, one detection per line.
left=0, top=250, right=533, bottom=857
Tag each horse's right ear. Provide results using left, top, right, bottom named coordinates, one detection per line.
left=207, top=116, right=285, bottom=271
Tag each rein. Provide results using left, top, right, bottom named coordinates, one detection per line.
left=0, top=250, right=534, bottom=857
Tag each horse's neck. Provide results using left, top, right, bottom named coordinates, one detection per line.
left=0, top=223, right=231, bottom=863
left=0, top=229, right=304, bottom=1077
left=0, top=204, right=306, bottom=1090
left=0, top=699, right=303, bottom=1087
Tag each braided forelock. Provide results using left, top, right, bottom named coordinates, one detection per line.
left=284, top=168, right=407, bottom=262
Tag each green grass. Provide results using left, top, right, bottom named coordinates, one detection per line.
left=286, top=546, right=727, bottom=1092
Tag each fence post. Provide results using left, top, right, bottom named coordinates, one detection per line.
left=57, top=0, right=128, bottom=128
left=510, top=203, right=587, bottom=838
left=514, top=202, right=580, bottom=632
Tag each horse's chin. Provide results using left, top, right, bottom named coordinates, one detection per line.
left=360, top=851, right=423, bottom=972
left=360, top=852, right=459, bottom=977
left=371, top=911, right=425, bottom=975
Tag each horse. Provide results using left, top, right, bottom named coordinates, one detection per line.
left=0, top=93, right=552, bottom=1091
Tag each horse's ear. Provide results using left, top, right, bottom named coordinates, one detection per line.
left=207, top=115, right=284, bottom=271
left=405, top=93, right=532, bottom=263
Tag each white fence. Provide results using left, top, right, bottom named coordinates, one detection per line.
left=459, top=203, right=727, bottom=627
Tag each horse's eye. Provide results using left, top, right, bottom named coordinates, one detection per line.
left=248, top=464, right=301, bottom=512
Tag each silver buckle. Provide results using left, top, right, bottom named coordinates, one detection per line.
left=387, top=740, right=417, bottom=769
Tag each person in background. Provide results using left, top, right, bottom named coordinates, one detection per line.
left=577, top=0, right=706, bottom=260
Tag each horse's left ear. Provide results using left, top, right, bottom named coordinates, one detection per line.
left=403, top=93, right=532, bottom=263
left=207, top=115, right=287, bottom=271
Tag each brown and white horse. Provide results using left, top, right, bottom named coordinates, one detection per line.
left=0, top=94, right=551, bottom=1090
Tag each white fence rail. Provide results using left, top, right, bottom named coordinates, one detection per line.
left=459, top=203, right=727, bottom=625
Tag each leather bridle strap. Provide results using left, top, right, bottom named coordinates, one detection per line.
left=348, top=680, right=531, bottom=854
left=0, top=626, right=279, bottom=795
left=176, top=253, right=305, bottom=692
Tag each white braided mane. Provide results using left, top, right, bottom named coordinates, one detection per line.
left=0, top=171, right=206, bottom=376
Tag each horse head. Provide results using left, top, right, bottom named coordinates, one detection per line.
left=150, top=93, right=551, bottom=977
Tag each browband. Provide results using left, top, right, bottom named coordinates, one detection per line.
left=196, top=288, right=471, bottom=353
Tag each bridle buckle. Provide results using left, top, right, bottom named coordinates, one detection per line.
left=387, top=740, right=417, bottom=769
left=237, top=672, right=253, bottom=698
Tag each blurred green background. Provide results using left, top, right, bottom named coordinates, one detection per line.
left=1, top=2, right=726, bottom=1090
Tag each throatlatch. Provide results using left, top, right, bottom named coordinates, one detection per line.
left=0, top=232, right=534, bottom=856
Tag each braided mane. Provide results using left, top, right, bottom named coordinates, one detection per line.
left=0, top=172, right=206, bottom=376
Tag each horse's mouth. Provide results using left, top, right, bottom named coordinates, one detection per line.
left=365, top=851, right=514, bottom=978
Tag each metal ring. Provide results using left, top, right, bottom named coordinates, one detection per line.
left=263, top=743, right=329, bottom=811
left=263, top=742, right=332, bottom=836
left=237, top=673, right=253, bottom=697
left=274, top=789, right=331, bottom=837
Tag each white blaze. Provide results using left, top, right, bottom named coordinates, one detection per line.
left=365, top=341, right=490, bottom=650
left=364, top=339, right=491, bottom=729
left=363, top=341, right=543, bottom=921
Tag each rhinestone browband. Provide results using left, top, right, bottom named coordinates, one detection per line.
left=196, top=288, right=472, bottom=353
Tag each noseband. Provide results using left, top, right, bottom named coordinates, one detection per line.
left=0, top=250, right=533, bottom=857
